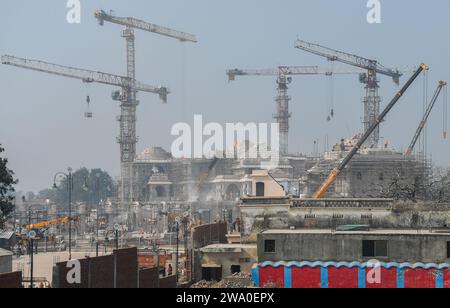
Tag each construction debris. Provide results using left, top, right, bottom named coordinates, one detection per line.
left=191, top=272, right=252, bottom=289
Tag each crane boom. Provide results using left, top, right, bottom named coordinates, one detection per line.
left=23, top=216, right=74, bottom=231
left=295, top=38, right=404, bottom=148
left=313, top=63, right=429, bottom=199
left=1, top=55, right=170, bottom=101
left=95, top=10, right=197, bottom=43
left=227, top=66, right=361, bottom=81
left=406, top=80, right=447, bottom=156
left=227, top=66, right=319, bottom=80
left=294, top=39, right=402, bottom=83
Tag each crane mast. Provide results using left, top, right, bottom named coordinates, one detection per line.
left=295, top=39, right=403, bottom=148
left=227, top=66, right=360, bottom=155
left=406, top=80, right=447, bottom=156
left=95, top=9, right=197, bottom=204
left=313, top=64, right=429, bottom=199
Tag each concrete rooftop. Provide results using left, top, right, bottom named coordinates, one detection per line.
left=262, top=229, right=450, bottom=236
left=200, top=244, right=256, bottom=253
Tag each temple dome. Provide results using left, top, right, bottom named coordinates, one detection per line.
left=136, top=147, right=172, bottom=161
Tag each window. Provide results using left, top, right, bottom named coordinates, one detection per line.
left=447, top=242, right=450, bottom=258
left=264, top=240, right=276, bottom=253
left=362, top=240, right=388, bottom=257
left=202, top=266, right=222, bottom=282
left=256, top=182, right=265, bottom=197
left=155, top=186, right=166, bottom=198
left=332, top=214, right=344, bottom=219
left=357, top=172, right=363, bottom=181
left=379, top=173, right=384, bottom=181
left=230, top=265, right=241, bottom=274
left=361, top=214, right=373, bottom=220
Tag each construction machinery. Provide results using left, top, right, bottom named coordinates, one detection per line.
left=312, top=64, right=429, bottom=199
left=95, top=10, right=197, bottom=204
left=406, top=80, right=448, bottom=156
left=227, top=66, right=361, bottom=155
left=295, top=39, right=403, bottom=148
left=1, top=56, right=170, bottom=198
left=23, top=216, right=74, bottom=231
left=2, top=55, right=169, bottom=99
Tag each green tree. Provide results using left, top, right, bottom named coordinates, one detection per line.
left=0, top=145, right=17, bottom=229
left=40, top=168, right=115, bottom=205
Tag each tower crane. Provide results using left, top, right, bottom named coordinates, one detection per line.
left=94, top=9, right=197, bottom=204
left=295, top=39, right=403, bottom=148
left=406, top=80, right=447, bottom=156
left=2, top=54, right=170, bottom=203
left=227, top=66, right=361, bottom=155
left=312, top=64, right=428, bottom=199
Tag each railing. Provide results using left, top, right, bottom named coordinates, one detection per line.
left=291, top=198, right=394, bottom=209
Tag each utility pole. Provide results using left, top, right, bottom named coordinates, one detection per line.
left=175, top=220, right=180, bottom=283
left=68, top=168, right=73, bottom=260
left=30, top=237, right=33, bottom=288
left=96, top=173, right=101, bottom=257
left=53, top=167, right=74, bottom=260
left=182, top=216, right=189, bottom=282
left=13, top=197, right=16, bottom=231
left=115, top=230, right=119, bottom=250
left=24, top=195, right=35, bottom=289
left=114, top=223, right=120, bottom=250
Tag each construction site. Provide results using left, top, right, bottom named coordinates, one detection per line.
left=1, top=2, right=450, bottom=290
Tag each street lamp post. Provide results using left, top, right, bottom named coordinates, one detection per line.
left=53, top=167, right=73, bottom=260
left=23, top=196, right=35, bottom=289
left=96, top=173, right=101, bottom=257
left=81, top=174, right=101, bottom=256
left=175, top=220, right=180, bottom=283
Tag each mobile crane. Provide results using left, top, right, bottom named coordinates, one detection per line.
left=405, top=80, right=448, bottom=156
left=23, top=216, right=75, bottom=231
left=313, top=63, right=429, bottom=199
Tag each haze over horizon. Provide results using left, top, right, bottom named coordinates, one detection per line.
left=1, top=0, right=449, bottom=192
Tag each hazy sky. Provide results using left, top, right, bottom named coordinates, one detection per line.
left=1, top=0, right=449, bottom=192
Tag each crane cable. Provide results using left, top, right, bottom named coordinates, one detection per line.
left=181, top=43, right=187, bottom=122
left=85, top=82, right=92, bottom=119
left=327, top=61, right=335, bottom=122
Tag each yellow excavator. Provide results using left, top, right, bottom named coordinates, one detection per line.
left=313, top=63, right=429, bottom=199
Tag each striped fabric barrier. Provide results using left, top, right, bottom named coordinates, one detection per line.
left=251, top=261, right=450, bottom=288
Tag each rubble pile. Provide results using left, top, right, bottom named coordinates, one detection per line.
left=191, top=280, right=217, bottom=288
left=231, top=272, right=251, bottom=278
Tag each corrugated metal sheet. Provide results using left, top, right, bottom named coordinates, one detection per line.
left=0, top=248, right=13, bottom=257
left=0, top=231, right=14, bottom=240
left=253, top=261, right=450, bottom=288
